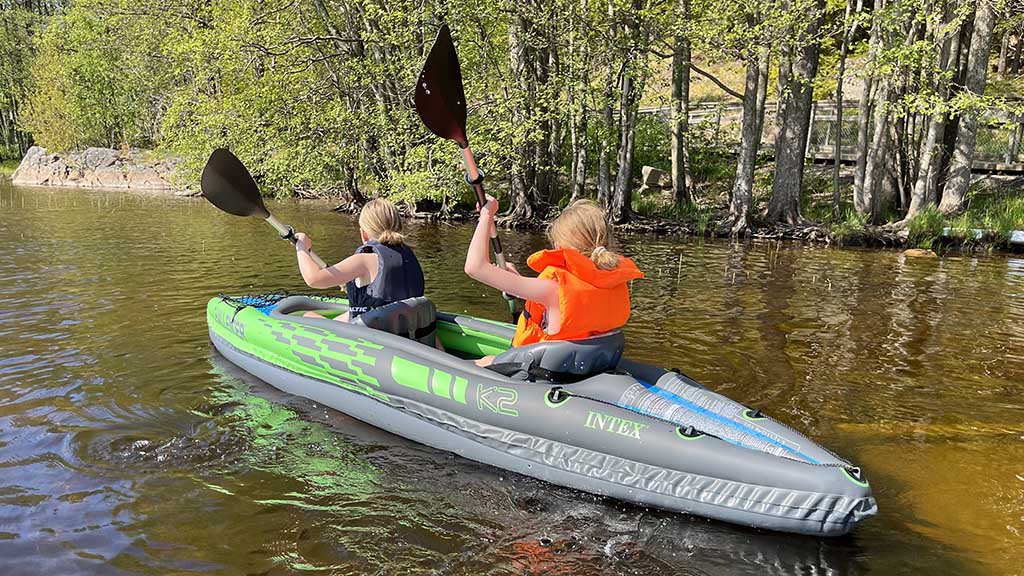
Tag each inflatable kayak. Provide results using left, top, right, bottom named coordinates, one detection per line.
left=207, top=293, right=877, bottom=536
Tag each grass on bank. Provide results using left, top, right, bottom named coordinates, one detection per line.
left=631, top=156, right=1023, bottom=249
left=901, top=191, right=1024, bottom=248
left=0, top=159, right=18, bottom=176
left=633, top=192, right=717, bottom=235
left=788, top=171, right=1023, bottom=248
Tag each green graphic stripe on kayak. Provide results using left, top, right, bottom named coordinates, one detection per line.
left=208, top=300, right=389, bottom=401
left=391, top=357, right=468, bottom=405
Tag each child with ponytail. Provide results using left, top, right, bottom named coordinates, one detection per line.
left=295, top=198, right=425, bottom=322
left=464, top=196, right=643, bottom=366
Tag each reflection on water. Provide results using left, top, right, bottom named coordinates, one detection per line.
left=0, top=182, right=1021, bottom=575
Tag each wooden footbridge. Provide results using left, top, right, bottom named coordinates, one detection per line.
left=643, top=100, right=1024, bottom=173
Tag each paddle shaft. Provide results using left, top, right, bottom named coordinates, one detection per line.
left=459, top=146, right=507, bottom=271
left=265, top=214, right=328, bottom=268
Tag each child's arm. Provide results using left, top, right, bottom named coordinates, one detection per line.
left=464, top=196, right=558, bottom=305
left=294, top=232, right=369, bottom=289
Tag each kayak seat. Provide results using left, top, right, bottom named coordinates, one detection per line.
left=488, top=331, right=625, bottom=383
left=352, top=297, right=437, bottom=347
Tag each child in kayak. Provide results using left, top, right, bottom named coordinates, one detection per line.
left=464, top=195, right=643, bottom=366
left=294, top=198, right=425, bottom=322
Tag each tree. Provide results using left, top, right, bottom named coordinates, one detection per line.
left=669, top=0, right=693, bottom=206
left=939, top=0, right=1001, bottom=213
left=722, top=48, right=770, bottom=235
left=767, top=0, right=826, bottom=225
left=609, top=0, right=650, bottom=224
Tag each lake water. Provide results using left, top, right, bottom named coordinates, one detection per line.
left=0, top=182, right=1021, bottom=575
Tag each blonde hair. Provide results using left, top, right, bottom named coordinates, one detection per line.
left=358, top=198, right=405, bottom=245
left=547, top=199, right=621, bottom=270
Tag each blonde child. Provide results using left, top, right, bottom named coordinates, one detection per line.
left=464, top=196, right=643, bottom=365
left=295, top=199, right=424, bottom=322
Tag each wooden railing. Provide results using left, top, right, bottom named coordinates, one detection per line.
left=641, top=100, right=1024, bottom=172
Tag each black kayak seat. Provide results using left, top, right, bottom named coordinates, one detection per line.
left=488, top=331, right=625, bottom=383
left=352, top=297, right=437, bottom=347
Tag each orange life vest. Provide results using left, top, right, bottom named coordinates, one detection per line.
left=512, top=248, right=644, bottom=347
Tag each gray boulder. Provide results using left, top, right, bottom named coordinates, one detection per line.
left=10, top=146, right=182, bottom=191
left=641, top=165, right=671, bottom=188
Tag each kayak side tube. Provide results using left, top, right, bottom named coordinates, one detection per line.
left=207, top=296, right=877, bottom=536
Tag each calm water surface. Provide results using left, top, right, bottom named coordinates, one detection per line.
left=0, top=182, right=1021, bottom=575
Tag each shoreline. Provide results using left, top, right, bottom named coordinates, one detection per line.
left=5, top=149, right=1021, bottom=253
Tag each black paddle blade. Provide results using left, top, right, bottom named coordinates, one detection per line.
left=415, top=23, right=469, bottom=148
left=200, top=148, right=269, bottom=219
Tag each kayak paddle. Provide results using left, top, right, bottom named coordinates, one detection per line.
left=415, top=23, right=517, bottom=319
left=200, top=148, right=327, bottom=268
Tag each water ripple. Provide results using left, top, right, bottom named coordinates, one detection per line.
left=0, top=184, right=1020, bottom=574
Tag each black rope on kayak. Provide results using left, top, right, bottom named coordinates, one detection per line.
left=219, top=291, right=336, bottom=319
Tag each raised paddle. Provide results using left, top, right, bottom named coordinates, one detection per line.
left=415, top=23, right=517, bottom=318
left=200, top=148, right=327, bottom=268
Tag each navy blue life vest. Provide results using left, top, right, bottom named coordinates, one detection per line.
left=346, top=240, right=425, bottom=319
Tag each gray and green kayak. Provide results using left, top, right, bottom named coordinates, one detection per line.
left=207, top=293, right=877, bottom=536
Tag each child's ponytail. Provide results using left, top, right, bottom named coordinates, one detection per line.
left=589, top=245, right=621, bottom=271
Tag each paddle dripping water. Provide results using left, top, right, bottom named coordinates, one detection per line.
left=0, top=182, right=1021, bottom=574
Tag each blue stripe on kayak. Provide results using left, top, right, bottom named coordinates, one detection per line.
left=637, top=379, right=820, bottom=464
left=614, top=402, right=753, bottom=452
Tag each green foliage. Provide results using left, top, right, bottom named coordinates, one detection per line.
left=632, top=115, right=671, bottom=174
left=985, top=197, right=1024, bottom=241
left=7, top=0, right=1022, bottom=232
left=16, top=0, right=514, bottom=203
left=0, top=159, right=19, bottom=176
left=831, top=208, right=869, bottom=244
left=632, top=190, right=716, bottom=235
left=907, top=205, right=945, bottom=249
left=22, top=0, right=173, bottom=151
left=0, top=6, right=43, bottom=159
left=959, top=187, right=1024, bottom=243
left=688, top=146, right=735, bottom=187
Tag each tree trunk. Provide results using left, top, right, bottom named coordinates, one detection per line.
left=940, top=0, right=998, bottom=214
left=721, top=48, right=769, bottom=235
left=767, top=0, right=825, bottom=225
left=597, top=0, right=616, bottom=207
left=861, top=80, right=891, bottom=222
left=998, top=29, right=1009, bottom=76
left=547, top=49, right=562, bottom=206
left=611, top=74, right=641, bottom=223
left=597, top=77, right=614, bottom=207
left=507, top=6, right=535, bottom=222
left=568, top=0, right=588, bottom=202
left=854, top=0, right=884, bottom=212
left=833, top=0, right=863, bottom=218
left=670, top=0, right=692, bottom=205
left=1013, top=31, right=1023, bottom=74
left=570, top=107, right=588, bottom=202
left=534, top=37, right=553, bottom=206
left=905, top=2, right=956, bottom=221
left=876, top=16, right=922, bottom=219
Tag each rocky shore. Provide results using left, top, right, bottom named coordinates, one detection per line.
left=11, top=146, right=191, bottom=194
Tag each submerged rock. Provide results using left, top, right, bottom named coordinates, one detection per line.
left=11, top=146, right=187, bottom=192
